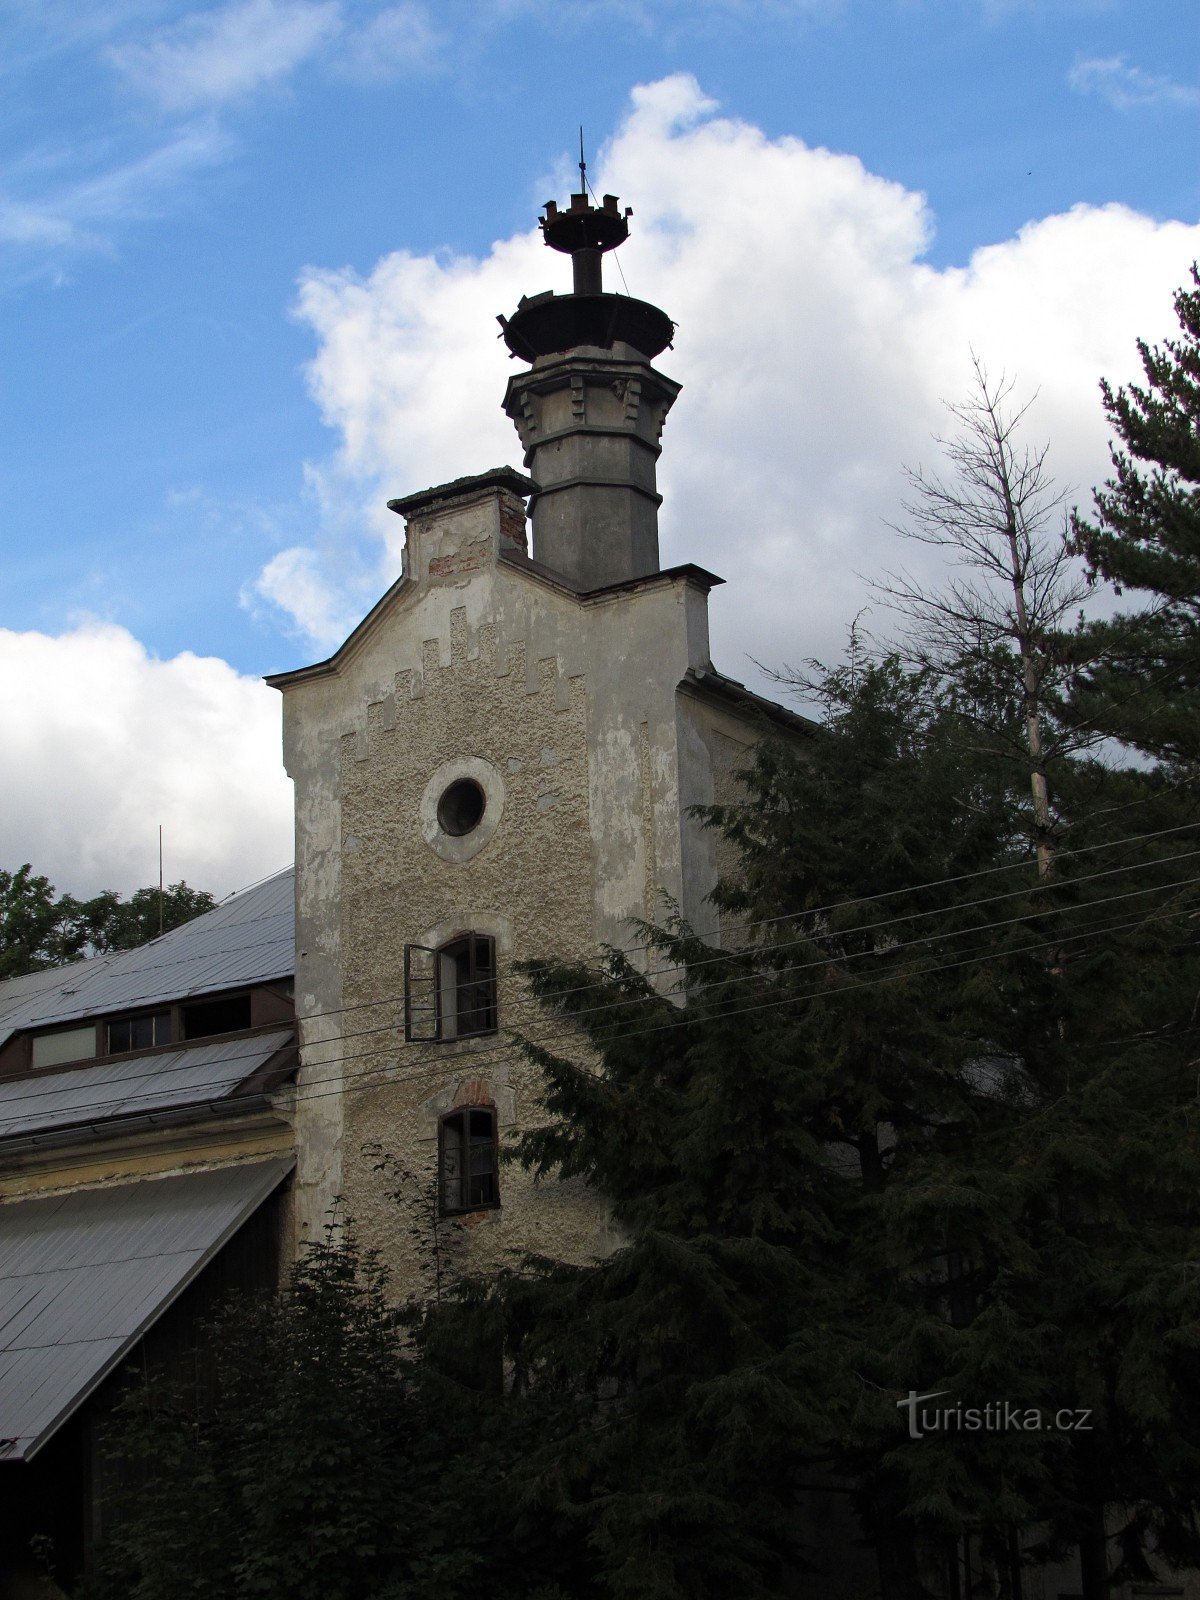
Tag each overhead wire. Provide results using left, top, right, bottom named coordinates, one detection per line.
left=8, top=818, right=1200, bottom=1041
left=6, top=857, right=1200, bottom=1123
left=7, top=839, right=1200, bottom=1115
left=7, top=847, right=1200, bottom=1114
left=13, top=895, right=1198, bottom=1190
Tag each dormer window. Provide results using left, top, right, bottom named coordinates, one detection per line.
left=182, top=993, right=252, bottom=1040
left=404, top=933, right=497, bottom=1042
left=107, top=1011, right=171, bottom=1055
left=30, top=1024, right=98, bottom=1070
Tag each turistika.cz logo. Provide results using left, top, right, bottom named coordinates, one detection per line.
left=897, top=1389, right=1094, bottom=1440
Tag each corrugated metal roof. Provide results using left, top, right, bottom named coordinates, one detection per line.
left=0, top=868, right=294, bottom=1049
left=0, top=1157, right=293, bottom=1460
left=0, top=1030, right=294, bottom=1144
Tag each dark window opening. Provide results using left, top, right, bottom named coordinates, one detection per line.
left=440, top=934, right=495, bottom=1037
left=440, top=1105, right=498, bottom=1213
left=405, top=934, right=497, bottom=1042
left=437, top=778, right=486, bottom=837
left=182, top=994, right=252, bottom=1040
left=107, top=1011, right=171, bottom=1054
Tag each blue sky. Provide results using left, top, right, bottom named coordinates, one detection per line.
left=2, top=0, right=1197, bottom=894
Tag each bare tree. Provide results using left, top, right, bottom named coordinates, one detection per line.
left=875, top=360, right=1091, bottom=878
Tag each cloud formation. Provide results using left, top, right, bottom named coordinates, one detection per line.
left=1069, top=54, right=1200, bottom=112
left=275, top=75, right=1200, bottom=687
left=0, top=124, right=231, bottom=264
left=0, top=623, right=292, bottom=898
left=108, top=0, right=340, bottom=111
left=332, top=2, right=443, bottom=81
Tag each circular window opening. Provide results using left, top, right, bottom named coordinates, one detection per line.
left=437, top=778, right=486, bottom=837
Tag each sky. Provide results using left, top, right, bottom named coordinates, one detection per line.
left=2, top=0, right=1198, bottom=898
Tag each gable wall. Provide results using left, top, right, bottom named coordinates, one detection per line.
left=280, top=489, right=717, bottom=1287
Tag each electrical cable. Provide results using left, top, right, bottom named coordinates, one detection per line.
left=10, top=818, right=1200, bottom=1040
left=6, top=863, right=1199, bottom=1123
left=12, top=896, right=1196, bottom=1190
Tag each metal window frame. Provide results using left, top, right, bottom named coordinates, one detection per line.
left=403, top=943, right=440, bottom=1041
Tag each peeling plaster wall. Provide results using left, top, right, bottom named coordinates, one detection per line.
left=279, top=484, right=771, bottom=1291
left=676, top=692, right=763, bottom=943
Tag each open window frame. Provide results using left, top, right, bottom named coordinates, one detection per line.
left=404, top=932, right=497, bottom=1043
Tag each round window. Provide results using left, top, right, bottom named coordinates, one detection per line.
left=437, top=778, right=486, bottom=837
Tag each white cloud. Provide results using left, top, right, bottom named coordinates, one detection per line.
left=1069, top=54, right=1200, bottom=111
left=0, top=124, right=231, bottom=264
left=246, top=545, right=363, bottom=648
left=274, top=74, right=1199, bottom=693
left=333, top=2, right=442, bottom=81
left=108, top=0, right=341, bottom=111
left=0, top=622, right=292, bottom=898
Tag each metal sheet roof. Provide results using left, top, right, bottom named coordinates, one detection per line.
left=0, top=869, right=294, bottom=1050
left=0, top=1030, right=294, bottom=1144
left=0, top=1158, right=293, bottom=1460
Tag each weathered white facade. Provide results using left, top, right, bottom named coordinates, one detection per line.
left=270, top=190, right=809, bottom=1288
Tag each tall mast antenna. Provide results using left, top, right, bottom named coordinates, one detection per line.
left=578, top=126, right=586, bottom=192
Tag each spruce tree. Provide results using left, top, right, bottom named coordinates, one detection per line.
left=444, top=649, right=1200, bottom=1599
left=1071, top=267, right=1200, bottom=776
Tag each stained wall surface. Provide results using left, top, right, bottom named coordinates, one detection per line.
left=277, top=479, right=773, bottom=1294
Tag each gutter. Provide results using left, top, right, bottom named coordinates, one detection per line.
left=0, top=1092, right=282, bottom=1159
left=677, top=666, right=818, bottom=738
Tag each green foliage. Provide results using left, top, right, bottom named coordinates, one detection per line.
left=0, top=863, right=85, bottom=977
left=79, top=286, right=1200, bottom=1599
left=92, top=1227, right=479, bottom=1600
left=1071, top=266, right=1200, bottom=776
left=74, top=880, right=217, bottom=954
left=451, top=936, right=848, bottom=1599
left=0, top=865, right=215, bottom=977
left=419, top=650, right=1200, bottom=1597
left=710, top=658, right=1200, bottom=1576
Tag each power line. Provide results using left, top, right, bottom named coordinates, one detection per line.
left=277, top=897, right=1200, bottom=1107
left=13, top=897, right=1196, bottom=1189
left=11, top=818, right=1199, bottom=1043
left=6, top=864, right=1199, bottom=1124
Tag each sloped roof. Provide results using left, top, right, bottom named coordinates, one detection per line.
left=0, top=1030, right=294, bottom=1145
left=0, top=1158, right=293, bottom=1460
left=0, top=869, right=294, bottom=1050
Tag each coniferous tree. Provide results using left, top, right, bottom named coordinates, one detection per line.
left=1071, top=267, right=1200, bottom=777
left=444, top=647, right=1200, bottom=1600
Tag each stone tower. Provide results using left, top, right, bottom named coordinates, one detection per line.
left=499, top=189, right=679, bottom=590
left=272, top=182, right=809, bottom=1282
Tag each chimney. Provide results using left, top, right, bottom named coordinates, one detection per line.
left=498, top=187, right=679, bottom=591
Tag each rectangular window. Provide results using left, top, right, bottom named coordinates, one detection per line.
left=405, top=934, right=497, bottom=1042
left=31, top=1025, right=98, bottom=1070
left=182, top=994, right=251, bottom=1040
left=439, top=1106, right=498, bottom=1213
left=107, top=1011, right=171, bottom=1054
left=404, top=945, right=439, bottom=1042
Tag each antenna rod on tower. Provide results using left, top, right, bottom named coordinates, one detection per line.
left=158, top=825, right=164, bottom=935
left=579, top=126, right=586, bottom=193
